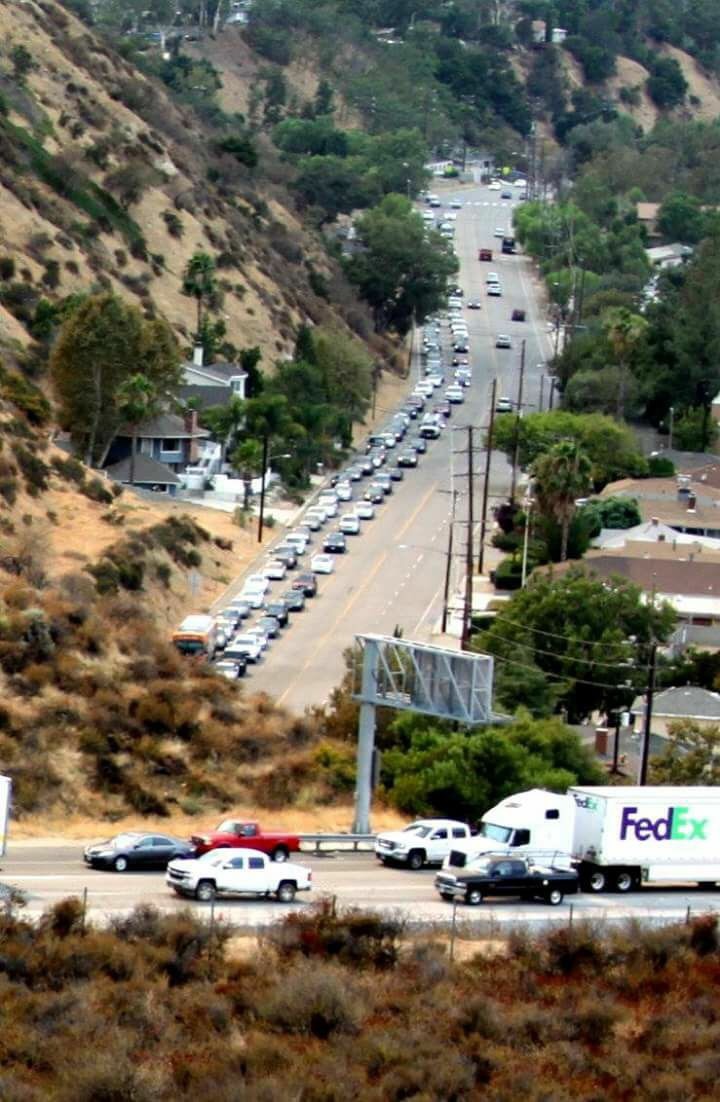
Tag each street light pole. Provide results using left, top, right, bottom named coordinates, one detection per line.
left=509, top=339, right=526, bottom=504
left=461, top=426, right=475, bottom=651
left=521, top=495, right=534, bottom=587
left=441, top=490, right=457, bottom=634
left=257, top=432, right=269, bottom=544
left=638, top=642, right=657, bottom=785
left=478, top=378, right=497, bottom=575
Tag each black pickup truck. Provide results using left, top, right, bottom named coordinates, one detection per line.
left=435, top=856, right=579, bottom=906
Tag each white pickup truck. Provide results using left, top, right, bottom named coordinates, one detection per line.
left=375, top=819, right=473, bottom=870
left=166, top=847, right=312, bottom=902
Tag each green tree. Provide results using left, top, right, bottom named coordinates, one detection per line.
left=602, top=307, right=648, bottom=419
left=647, top=57, right=688, bottom=109
left=10, top=45, right=34, bottom=83
left=478, top=567, right=676, bottom=722
left=182, top=252, right=217, bottom=338
left=672, top=405, right=718, bottom=452
left=49, top=294, right=181, bottom=466
left=657, top=192, right=706, bottom=244
left=533, top=440, right=592, bottom=562
left=115, top=374, right=159, bottom=485
left=201, top=394, right=246, bottom=464
left=313, top=328, right=372, bottom=422
left=490, top=410, right=647, bottom=488
left=346, top=194, right=457, bottom=333
left=240, top=346, right=263, bottom=396
left=379, top=712, right=603, bottom=820
left=650, top=720, right=720, bottom=785
left=230, top=437, right=264, bottom=509
left=581, top=496, right=642, bottom=537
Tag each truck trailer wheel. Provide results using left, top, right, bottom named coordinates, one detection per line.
left=465, top=888, right=484, bottom=906
left=614, top=869, right=637, bottom=893
left=276, top=880, right=297, bottom=903
left=546, top=888, right=564, bottom=906
left=584, top=868, right=607, bottom=893
left=407, top=850, right=425, bottom=871
left=195, top=880, right=217, bottom=902
left=272, top=846, right=289, bottom=863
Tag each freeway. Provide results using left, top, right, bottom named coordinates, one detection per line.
left=229, top=182, right=555, bottom=713
left=4, top=845, right=719, bottom=931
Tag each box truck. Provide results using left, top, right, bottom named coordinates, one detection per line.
left=444, top=786, right=720, bottom=894
left=171, top=614, right=218, bottom=659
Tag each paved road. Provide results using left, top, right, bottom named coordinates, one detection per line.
left=4, top=845, right=719, bottom=931
left=225, top=184, right=554, bottom=713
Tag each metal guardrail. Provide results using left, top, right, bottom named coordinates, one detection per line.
left=298, top=833, right=376, bottom=854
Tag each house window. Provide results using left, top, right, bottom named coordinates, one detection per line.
left=230, top=376, right=246, bottom=396
left=162, top=439, right=180, bottom=451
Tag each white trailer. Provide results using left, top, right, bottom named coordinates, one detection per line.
left=444, top=786, right=720, bottom=894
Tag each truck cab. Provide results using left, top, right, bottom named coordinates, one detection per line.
left=375, top=819, right=472, bottom=870
left=443, top=789, right=575, bottom=871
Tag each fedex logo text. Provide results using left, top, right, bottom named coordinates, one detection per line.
left=620, top=805, right=708, bottom=842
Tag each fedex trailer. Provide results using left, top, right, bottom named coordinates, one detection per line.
left=444, top=786, right=720, bottom=894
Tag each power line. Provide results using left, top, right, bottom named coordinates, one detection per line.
left=489, top=610, right=651, bottom=653
left=490, top=651, right=641, bottom=695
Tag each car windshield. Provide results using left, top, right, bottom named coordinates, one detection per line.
left=404, top=824, right=431, bottom=838
left=479, top=822, right=512, bottom=843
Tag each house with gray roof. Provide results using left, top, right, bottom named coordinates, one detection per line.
left=631, top=686, right=720, bottom=740
left=178, top=345, right=247, bottom=410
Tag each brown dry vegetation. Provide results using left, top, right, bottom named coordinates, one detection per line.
left=0, top=897, right=717, bottom=1099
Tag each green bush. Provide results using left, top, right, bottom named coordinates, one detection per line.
left=81, top=477, right=114, bottom=505
left=0, top=371, right=51, bottom=426
left=51, top=455, right=87, bottom=484
left=13, top=446, right=50, bottom=495
left=493, top=558, right=523, bottom=590
left=86, top=558, right=120, bottom=595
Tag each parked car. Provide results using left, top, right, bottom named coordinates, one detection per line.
left=84, top=832, right=194, bottom=872
left=501, top=189, right=512, bottom=199
left=495, top=334, right=512, bottom=349
left=435, top=856, right=579, bottom=907
left=311, top=553, right=335, bottom=574
left=167, top=848, right=312, bottom=903
left=292, top=572, right=317, bottom=596
left=375, top=820, right=473, bottom=870
left=190, top=820, right=301, bottom=861
left=281, top=589, right=306, bottom=612
left=225, top=634, right=263, bottom=663
left=495, top=396, right=514, bottom=413
left=215, top=658, right=247, bottom=680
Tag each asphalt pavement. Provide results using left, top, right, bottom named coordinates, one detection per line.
left=232, top=183, right=556, bottom=712
left=4, top=845, right=719, bottom=931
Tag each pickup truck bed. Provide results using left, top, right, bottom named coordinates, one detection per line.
left=435, top=856, right=579, bottom=906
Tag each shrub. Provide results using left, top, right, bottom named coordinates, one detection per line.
left=0, top=371, right=51, bottom=426
left=0, top=256, right=15, bottom=280
left=258, top=960, right=363, bottom=1038
left=13, top=446, right=50, bottom=494
left=162, top=210, right=184, bottom=238
left=86, top=558, right=119, bottom=595
left=51, top=455, right=87, bottom=484
left=81, top=477, right=114, bottom=504
left=267, top=897, right=403, bottom=969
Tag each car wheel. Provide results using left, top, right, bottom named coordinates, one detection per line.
left=546, top=889, right=564, bottom=906
left=195, top=880, right=216, bottom=902
left=615, top=870, right=635, bottom=893
left=276, top=880, right=297, bottom=903
left=465, top=888, right=484, bottom=906
left=585, top=869, right=607, bottom=893
left=272, top=846, right=289, bottom=863
left=113, top=856, right=128, bottom=872
left=407, top=849, right=425, bottom=871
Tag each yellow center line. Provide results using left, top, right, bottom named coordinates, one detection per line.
left=276, top=480, right=440, bottom=706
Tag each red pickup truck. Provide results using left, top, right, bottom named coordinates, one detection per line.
left=190, top=820, right=301, bottom=862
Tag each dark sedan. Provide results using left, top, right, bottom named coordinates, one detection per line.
left=324, top=532, right=348, bottom=554
left=365, top=485, right=385, bottom=504
left=291, top=572, right=318, bottom=597
left=281, top=589, right=306, bottom=612
left=265, top=601, right=289, bottom=628
left=388, top=466, right=404, bottom=481
left=84, top=832, right=195, bottom=872
left=409, top=437, right=427, bottom=453
left=397, top=451, right=418, bottom=468
left=258, top=615, right=281, bottom=638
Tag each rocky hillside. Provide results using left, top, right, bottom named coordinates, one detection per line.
left=0, top=0, right=380, bottom=367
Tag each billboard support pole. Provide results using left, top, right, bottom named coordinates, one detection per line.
left=353, top=640, right=378, bottom=834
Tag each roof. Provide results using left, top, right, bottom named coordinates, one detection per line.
left=177, top=384, right=236, bottom=409
left=104, top=454, right=181, bottom=486
left=592, top=520, right=720, bottom=549
left=631, top=686, right=720, bottom=722
left=183, top=361, right=247, bottom=384
left=546, top=556, right=720, bottom=598
left=599, top=476, right=720, bottom=530
left=636, top=202, right=660, bottom=220
left=117, top=412, right=209, bottom=440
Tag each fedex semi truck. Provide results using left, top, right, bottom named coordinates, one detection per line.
left=444, top=787, right=720, bottom=894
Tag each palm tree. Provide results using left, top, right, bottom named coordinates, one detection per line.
left=116, top=374, right=159, bottom=486
left=182, top=252, right=217, bottom=338
left=533, top=440, right=592, bottom=562
left=603, top=307, right=648, bottom=419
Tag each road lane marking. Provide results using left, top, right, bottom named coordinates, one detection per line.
left=275, top=549, right=389, bottom=706
left=395, top=481, right=439, bottom=542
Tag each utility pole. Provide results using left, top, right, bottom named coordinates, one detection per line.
left=257, top=432, right=269, bottom=543
left=548, top=376, right=556, bottom=411
left=539, top=375, right=545, bottom=413
left=441, top=490, right=457, bottom=634
left=509, top=340, right=526, bottom=504
left=638, top=642, right=657, bottom=786
left=478, top=378, right=497, bottom=575
left=461, top=427, right=475, bottom=651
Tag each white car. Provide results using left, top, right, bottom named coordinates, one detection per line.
left=167, top=847, right=312, bottom=903
left=247, top=626, right=270, bottom=651
left=339, top=513, right=361, bottom=535
left=486, top=272, right=499, bottom=283
left=335, top=482, right=353, bottom=502
left=355, top=501, right=375, bottom=520
left=245, top=574, right=269, bottom=593
left=375, top=819, right=473, bottom=869
left=445, top=385, right=464, bottom=404
left=450, top=199, right=462, bottom=209
left=311, top=553, right=335, bottom=574
left=262, top=559, right=287, bottom=581
left=488, top=181, right=502, bottom=191
left=487, top=283, right=502, bottom=296
left=302, top=512, right=322, bottom=531
left=225, top=634, right=262, bottom=663
left=494, top=227, right=505, bottom=238
left=426, top=374, right=444, bottom=389
left=241, top=586, right=267, bottom=609
left=215, top=659, right=244, bottom=680
left=317, top=497, right=338, bottom=517
left=514, top=178, right=527, bottom=188
left=495, top=396, right=514, bottom=413
left=285, top=533, right=309, bottom=554
left=496, top=334, right=512, bottom=349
